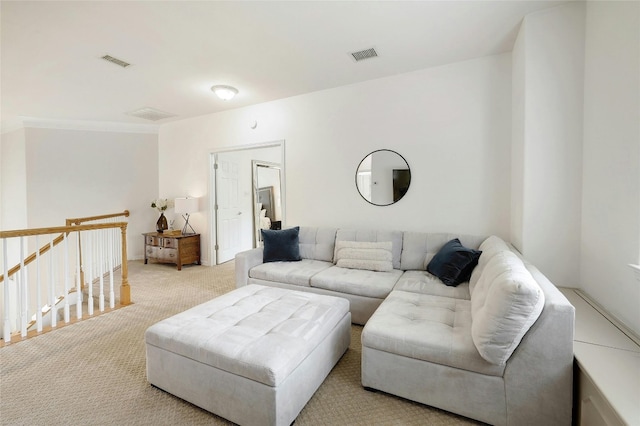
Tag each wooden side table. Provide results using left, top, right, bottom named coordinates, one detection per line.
left=143, top=232, right=200, bottom=271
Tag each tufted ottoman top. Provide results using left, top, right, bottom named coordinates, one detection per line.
left=145, top=284, right=350, bottom=387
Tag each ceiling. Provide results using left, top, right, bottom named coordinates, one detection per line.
left=1, top=1, right=568, bottom=130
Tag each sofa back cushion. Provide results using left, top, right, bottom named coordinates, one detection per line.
left=334, top=240, right=393, bottom=272
left=471, top=250, right=545, bottom=365
left=469, top=235, right=511, bottom=295
left=336, top=229, right=403, bottom=269
left=400, top=232, right=485, bottom=271
left=298, top=227, right=338, bottom=262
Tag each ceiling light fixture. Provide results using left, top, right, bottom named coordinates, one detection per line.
left=211, top=85, right=238, bottom=101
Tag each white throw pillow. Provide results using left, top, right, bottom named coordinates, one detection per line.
left=471, top=250, right=544, bottom=365
left=334, top=241, right=393, bottom=272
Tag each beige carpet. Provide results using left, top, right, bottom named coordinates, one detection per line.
left=0, top=260, right=481, bottom=426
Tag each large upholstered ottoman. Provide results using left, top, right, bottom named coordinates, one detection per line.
left=145, top=284, right=351, bottom=426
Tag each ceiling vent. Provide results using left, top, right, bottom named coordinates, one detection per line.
left=126, top=107, right=176, bottom=122
left=101, top=54, right=131, bottom=68
left=350, top=47, right=378, bottom=62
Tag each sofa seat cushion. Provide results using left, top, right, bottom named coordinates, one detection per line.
left=310, top=266, right=403, bottom=299
left=394, top=270, right=471, bottom=300
left=362, top=290, right=504, bottom=377
left=145, top=284, right=350, bottom=387
left=249, top=259, right=333, bottom=287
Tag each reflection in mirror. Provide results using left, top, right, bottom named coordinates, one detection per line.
left=252, top=161, right=283, bottom=246
left=356, top=149, right=411, bottom=206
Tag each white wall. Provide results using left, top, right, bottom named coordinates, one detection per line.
left=0, top=131, right=2, bottom=230
left=23, top=127, right=159, bottom=259
left=1, top=129, right=28, bottom=231
left=0, top=129, right=28, bottom=273
left=511, top=23, right=526, bottom=253
left=511, top=3, right=585, bottom=288
left=160, top=53, right=513, bottom=265
left=581, top=1, right=640, bottom=335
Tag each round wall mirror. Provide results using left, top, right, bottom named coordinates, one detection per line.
left=355, top=149, right=411, bottom=206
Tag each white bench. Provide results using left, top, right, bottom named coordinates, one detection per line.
left=145, top=284, right=351, bottom=426
left=560, top=288, right=640, bottom=425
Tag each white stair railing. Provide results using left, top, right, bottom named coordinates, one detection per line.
left=66, top=211, right=129, bottom=286
left=0, top=214, right=130, bottom=344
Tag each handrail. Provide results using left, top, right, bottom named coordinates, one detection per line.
left=66, top=210, right=130, bottom=226
left=0, top=222, right=127, bottom=239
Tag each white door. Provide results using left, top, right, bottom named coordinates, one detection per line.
left=215, top=156, right=244, bottom=264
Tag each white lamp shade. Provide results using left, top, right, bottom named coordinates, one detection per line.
left=174, top=197, right=199, bottom=214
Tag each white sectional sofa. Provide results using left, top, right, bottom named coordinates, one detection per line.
left=235, top=226, right=575, bottom=426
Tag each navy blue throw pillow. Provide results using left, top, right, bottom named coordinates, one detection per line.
left=261, top=226, right=302, bottom=263
left=427, top=238, right=481, bottom=286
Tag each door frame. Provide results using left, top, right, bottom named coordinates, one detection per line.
left=209, top=140, right=285, bottom=265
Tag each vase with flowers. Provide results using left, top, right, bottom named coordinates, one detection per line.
left=151, top=198, right=173, bottom=233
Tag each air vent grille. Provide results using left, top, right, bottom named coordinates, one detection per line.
left=127, top=107, right=176, bottom=122
left=101, top=55, right=131, bottom=68
left=350, top=48, right=378, bottom=62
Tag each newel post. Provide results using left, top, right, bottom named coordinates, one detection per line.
left=120, top=224, right=131, bottom=305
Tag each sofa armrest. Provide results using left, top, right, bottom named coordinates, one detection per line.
left=235, top=247, right=264, bottom=287
left=502, top=265, right=575, bottom=425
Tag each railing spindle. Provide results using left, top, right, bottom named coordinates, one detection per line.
left=49, top=236, right=57, bottom=329
left=35, top=235, right=42, bottom=332
left=99, top=230, right=105, bottom=312
left=87, top=232, right=94, bottom=316
left=94, top=228, right=99, bottom=275
left=76, top=232, right=82, bottom=320
left=115, top=223, right=122, bottom=269
left=108, top=228, right=115, bottom=309
left=63, top=233, right=70, bottom=323
left=15, top=272, right=20, bottom=336
left=3, top=239, right=11, bottom=343
left=19, top=237, right=27, bottom=337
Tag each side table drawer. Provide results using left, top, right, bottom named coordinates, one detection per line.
left=146, top=246, right=160, bottom=258
left=146, top=246, right=178, bottom=261
left=146, top=236, right=160, bottom=246
left=160, top=248, right=178, bottom=261
left=163, top=238, right=178, bottom=248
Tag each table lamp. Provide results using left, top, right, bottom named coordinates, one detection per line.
left=174, top=197, right=199, bottom=235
